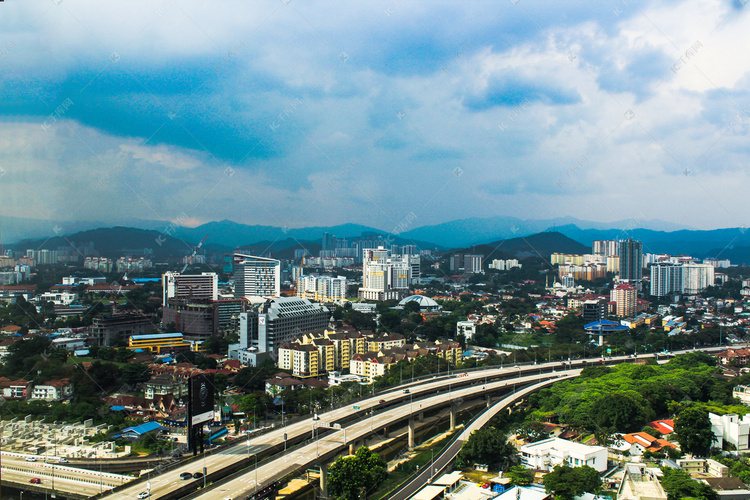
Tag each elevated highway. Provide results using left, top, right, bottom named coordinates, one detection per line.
left=9, top=346, right=727, bottom=498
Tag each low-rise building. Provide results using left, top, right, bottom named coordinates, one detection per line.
left=144, top=375, right=188, bottom=399
left=30, top=378, right=73, bottom=401
left=519, top=437, right=608, bottom=473
left=710, top=412, right=750, bottom=451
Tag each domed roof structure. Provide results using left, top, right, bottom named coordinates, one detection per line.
left=398, top=295, right=440, bottom=311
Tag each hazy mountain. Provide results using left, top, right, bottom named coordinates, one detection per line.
left=9, top=227, right=192, bottom=260
left=399, top=216, right=692, bottom=248
left=554, top=225, right=750, bottom=261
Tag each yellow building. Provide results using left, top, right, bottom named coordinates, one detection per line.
left=127, top=333, right=195, bottom=354
left=278, top=343, right=320, bottom=379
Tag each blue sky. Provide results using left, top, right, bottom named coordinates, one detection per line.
left=1, top=0, right=749, bottom=232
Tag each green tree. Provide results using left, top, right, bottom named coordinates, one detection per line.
left=675, top=406, right=716, bottom=456
left=327, top=446, right=388, bottom=500
left=506, top=465, right=534, bottom=487
left=457, top=428, right=518, bottom=471
left=516, top=421, right=548, bottom=443
left=121, top=363, right=152, bottom=387
left=660, top=468, right=718, bottom=500
left=542, top=464, right=601, bottom=500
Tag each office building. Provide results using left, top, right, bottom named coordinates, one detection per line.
left=91, top=313, right=155, bottom=347
left=127, top=332, right=194, bottom=354
left=238, top=297, right=329, bottom=354
left=359, top=247, right=412, bottom=301
left=619, top=238, right=643, bottom=285
left=162, top=272, right=218, bottom=306
left=322, top=232, right=336, bottom=252
left=582, top=298, right=607, bottom=323
left=234, top=254, right=281, bottom=301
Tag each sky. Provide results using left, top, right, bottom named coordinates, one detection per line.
left=1, top=0, right=750, bottom=234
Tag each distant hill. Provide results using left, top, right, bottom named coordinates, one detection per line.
left=449, top=231, right=589, bottom=262
left=400, top=216, right=692, bottom=248
left=10, top=227, right=192, bottom=260
left=554, top=225, right=750, bottom=261
left=169, top=220, right=443, bottom=250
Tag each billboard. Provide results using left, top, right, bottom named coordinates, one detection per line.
left=189, top=373, right=214, bottom=426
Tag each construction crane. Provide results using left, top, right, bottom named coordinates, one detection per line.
left=181, top=234, right=209, bottom=273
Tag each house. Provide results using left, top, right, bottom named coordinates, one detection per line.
left=617, top=464, right=668, bottom=500
left=0, top=377, right=30, bottom=399
left=0, top=325, right=22, bottom=335
left=646, top=419, right=675, bottom=435
left=144, top=375, right=188, bottom=399
left=264, top=373, right=305, bottom=396
left=520, top=437, right=608, bottom=473
left=622, top=432, right=678, bottom=455
left=30, top=378, right=72, bottom=401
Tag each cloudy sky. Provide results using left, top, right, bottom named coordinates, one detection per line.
left=1, top=0, right=749, bottom=233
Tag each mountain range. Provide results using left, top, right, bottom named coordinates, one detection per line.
left=5, top=214, right=750, bottom=263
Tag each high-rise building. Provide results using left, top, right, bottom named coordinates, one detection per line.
left=450, top=254, right=484, bottom=274
left=359, top=247, right=412, bottom=301
left=650, top=262, right=683, bottom=298
left=582, top=299, right=607, bottom=323
left=593, top=240, right=619, bottom=257
left=682, top=263, right=715, bottom=295
left=162, top=272, right=218, bottom=306
left=322, top=232, right=336, bottom=252
left=610, top=283, right=637, bottom=317
left=234, top=254, right=281, bottom=301
left=238, top=297, right=329, bottom=353
left=649, top=262, right=714, bottom=297
left=618, top=239, right=643, bottom=284
left=296, top=274, right=347, bottom=302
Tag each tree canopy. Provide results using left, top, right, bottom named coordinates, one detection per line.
left=542, top=464, right=601, bottom=500
left=327, top=446, right=388, bottom=500
left=674, top=406, right=716, bottom=457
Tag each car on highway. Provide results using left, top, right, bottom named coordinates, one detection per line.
left=379, top=399, right=386, bottom=404
left=29, top=478, right=41, bottom=484
left=25, top=456, right=37, bottom=462
left=137, top=491, right=149, bottom=499
left=193, top=472, right=204, bottom=479
left=57, top=458, right=69, bottom=464
left=180, top=472, right=193, bottom=480
left=403, top=389, right=410, bottom=394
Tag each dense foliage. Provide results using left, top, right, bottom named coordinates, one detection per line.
left=524, top=353, right=731, bottom=442
left=327, top=446, right=388, bottom=500
left=456, top=427, right=518, bottom=471
left=542, top=464, right=602, bottom=500
left=660, top=468, right=718, bottom=500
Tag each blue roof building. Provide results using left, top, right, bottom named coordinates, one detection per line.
left=117, top=421, right=164, bottom=440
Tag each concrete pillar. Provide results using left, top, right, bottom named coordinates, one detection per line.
left=349, top=442, right=355, bottom=456
left=320, top=462, right=328, bottom=499
left=486, top=395, right=491, bottom=408
left=408, top=418, right=416, bottom=450
left=382, top=427, right=389, bottom=438
left=418, top=412, right=424, bottom=422
left=450, top=405, right=456, bottom=432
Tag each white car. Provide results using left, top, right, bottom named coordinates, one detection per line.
left=137, top=492, right=149, bottom=499
left=58, top=458, right=69, bottom=464
left=25, top=457, right=37, bottom=462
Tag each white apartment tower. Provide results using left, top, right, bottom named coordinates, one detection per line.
left=234, top=254, right=281, bottom=301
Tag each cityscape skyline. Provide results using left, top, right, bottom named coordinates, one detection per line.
left=1, top=0, right=750, bottom=235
